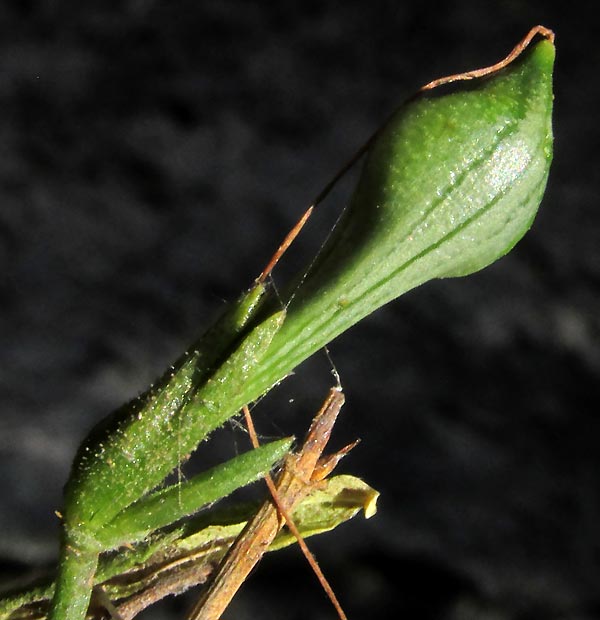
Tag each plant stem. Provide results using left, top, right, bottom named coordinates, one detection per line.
left=48, top=536, right=98, bottom=620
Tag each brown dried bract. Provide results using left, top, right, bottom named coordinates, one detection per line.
left=187, top=388, right=352, bottom=620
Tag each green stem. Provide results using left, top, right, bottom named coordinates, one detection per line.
left=48, top=535, right=98, bottom=620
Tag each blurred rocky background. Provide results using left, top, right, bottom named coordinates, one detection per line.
left=1, top=2, right=598, bottom=619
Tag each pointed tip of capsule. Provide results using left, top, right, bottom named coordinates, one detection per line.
left=530, top=33, right=556, bottom=71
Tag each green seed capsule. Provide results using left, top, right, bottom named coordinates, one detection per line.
left=244, top=36, right=554, bottom=399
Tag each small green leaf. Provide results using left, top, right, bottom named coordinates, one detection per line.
left=269, top=474, right=379, bottom=550
left=95, top=437, right=293, bottom=549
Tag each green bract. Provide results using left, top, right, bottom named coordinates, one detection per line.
left=50, top=286, right=288, bottom=620
left=244, top=38, right=554, bottom=399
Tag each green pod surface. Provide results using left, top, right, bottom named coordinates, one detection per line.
left=242, top=37, right=554, bottom=400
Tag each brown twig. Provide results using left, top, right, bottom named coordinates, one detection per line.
left=186, top=388, right=350, bottom=620
left=242, top=402, right=357, bottom=620
left=257, top=206, right=313, bottom=284
left=113, top=558, right=214, bottom=620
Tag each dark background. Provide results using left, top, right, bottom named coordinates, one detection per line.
left=1, top=2, right=598, bottom=619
